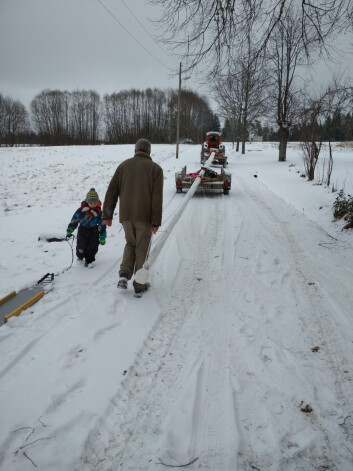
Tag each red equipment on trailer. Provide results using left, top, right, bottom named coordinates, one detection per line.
left=200, top=131, right=227, bottom=167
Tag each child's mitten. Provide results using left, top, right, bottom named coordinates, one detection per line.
left=66, top=227, right=74, bottom=239
left=99, top=232, right=106, bottom=245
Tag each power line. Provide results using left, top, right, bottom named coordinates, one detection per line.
left=96, top=0, right=174, bottom=72
left=118, top=0, right=172, bottom=60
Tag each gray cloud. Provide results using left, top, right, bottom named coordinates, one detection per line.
left=0, top=0, right=178, bottom=107
left=1, top=0, right=351, bottom=110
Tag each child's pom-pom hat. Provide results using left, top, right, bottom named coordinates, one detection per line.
left=86, top=188, right=99, bottom=203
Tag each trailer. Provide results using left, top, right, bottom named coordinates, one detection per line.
left=175, top=165, right=231, bottom=195
left=200, top=131, right=227, bottom=167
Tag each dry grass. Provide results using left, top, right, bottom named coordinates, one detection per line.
left=337, top=141, right=353, bottom=149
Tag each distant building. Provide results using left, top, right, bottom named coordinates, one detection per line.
left=253, top=136, right=263, bottom=142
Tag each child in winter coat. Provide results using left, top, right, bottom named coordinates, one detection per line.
left=66, top=188, right=107, bottom=267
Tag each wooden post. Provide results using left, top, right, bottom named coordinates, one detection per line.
left=176, top=62, right=181, bottom=159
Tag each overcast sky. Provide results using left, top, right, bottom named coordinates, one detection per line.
left=0, top=0, right=185, bottom=108
left=0, top=0, right=352, bottom=112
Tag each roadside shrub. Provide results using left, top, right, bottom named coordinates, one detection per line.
left=333, top=190, right=353, bottom=229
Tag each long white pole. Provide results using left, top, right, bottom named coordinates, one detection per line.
left=146, top=151, right=216, bottom=269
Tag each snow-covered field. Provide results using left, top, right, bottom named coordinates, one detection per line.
left=0, top=142, right=352, bottom=470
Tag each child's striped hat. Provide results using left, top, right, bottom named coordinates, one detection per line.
left=86, top=188, right=99, bottom=203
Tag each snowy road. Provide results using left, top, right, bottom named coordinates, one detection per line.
left=0, top=144, right=352, bottom=470
left=83, top=155, right=353, bottom=470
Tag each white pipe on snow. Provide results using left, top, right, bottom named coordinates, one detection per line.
left=145, top=151, right=216, bottom=270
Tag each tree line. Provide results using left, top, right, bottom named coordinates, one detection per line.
left=222, top=112, right=353, bottom=143
left=1, top=82, right=351, bottom=152
left=0, top=94, right=30, bottom=146
left=0, top=88, right=219, bottom=147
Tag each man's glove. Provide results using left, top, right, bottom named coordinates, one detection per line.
left=99, top=232, right=106, bottom=245
left=66, top=227, right=74, bottom=239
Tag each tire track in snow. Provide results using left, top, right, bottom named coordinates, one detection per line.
left=241, top=177, right=353, bottom=413
left=83, top=173, right=353, bottom=470
left=231, top=175, right=353, bottom=470
left=82, top=192, right=241, bottom=470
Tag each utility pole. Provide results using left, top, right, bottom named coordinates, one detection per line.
left=176, top=62, right=181, bottom=159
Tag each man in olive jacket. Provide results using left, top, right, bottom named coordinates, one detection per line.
left=102, top=138, right=163, bottom=295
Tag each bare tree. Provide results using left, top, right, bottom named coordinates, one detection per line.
left=103, top=88, right=213, bottom=144
left=153, top=0, right=351, bottom=161
left=214, top=59, right=268, bottom=153
left=152, top=0, right=352, bottom=75
left=213, top=3, right=269, bottom=154
left=300, top=79, right=353, bottom=182
left=30, top=89, right=101, bottom=145
left=31, top=89, right=71, bottom=145
left=0, top=94, right=6, bottom=143
left=175, top=89, right=215, bottom=142
left=267, top=7, right=310, bottom=161
left=0, top=94, right=30, bottom=146
left=70, top=90, right=101, bottom=144
left=88, top=90, right=101, bottom=144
